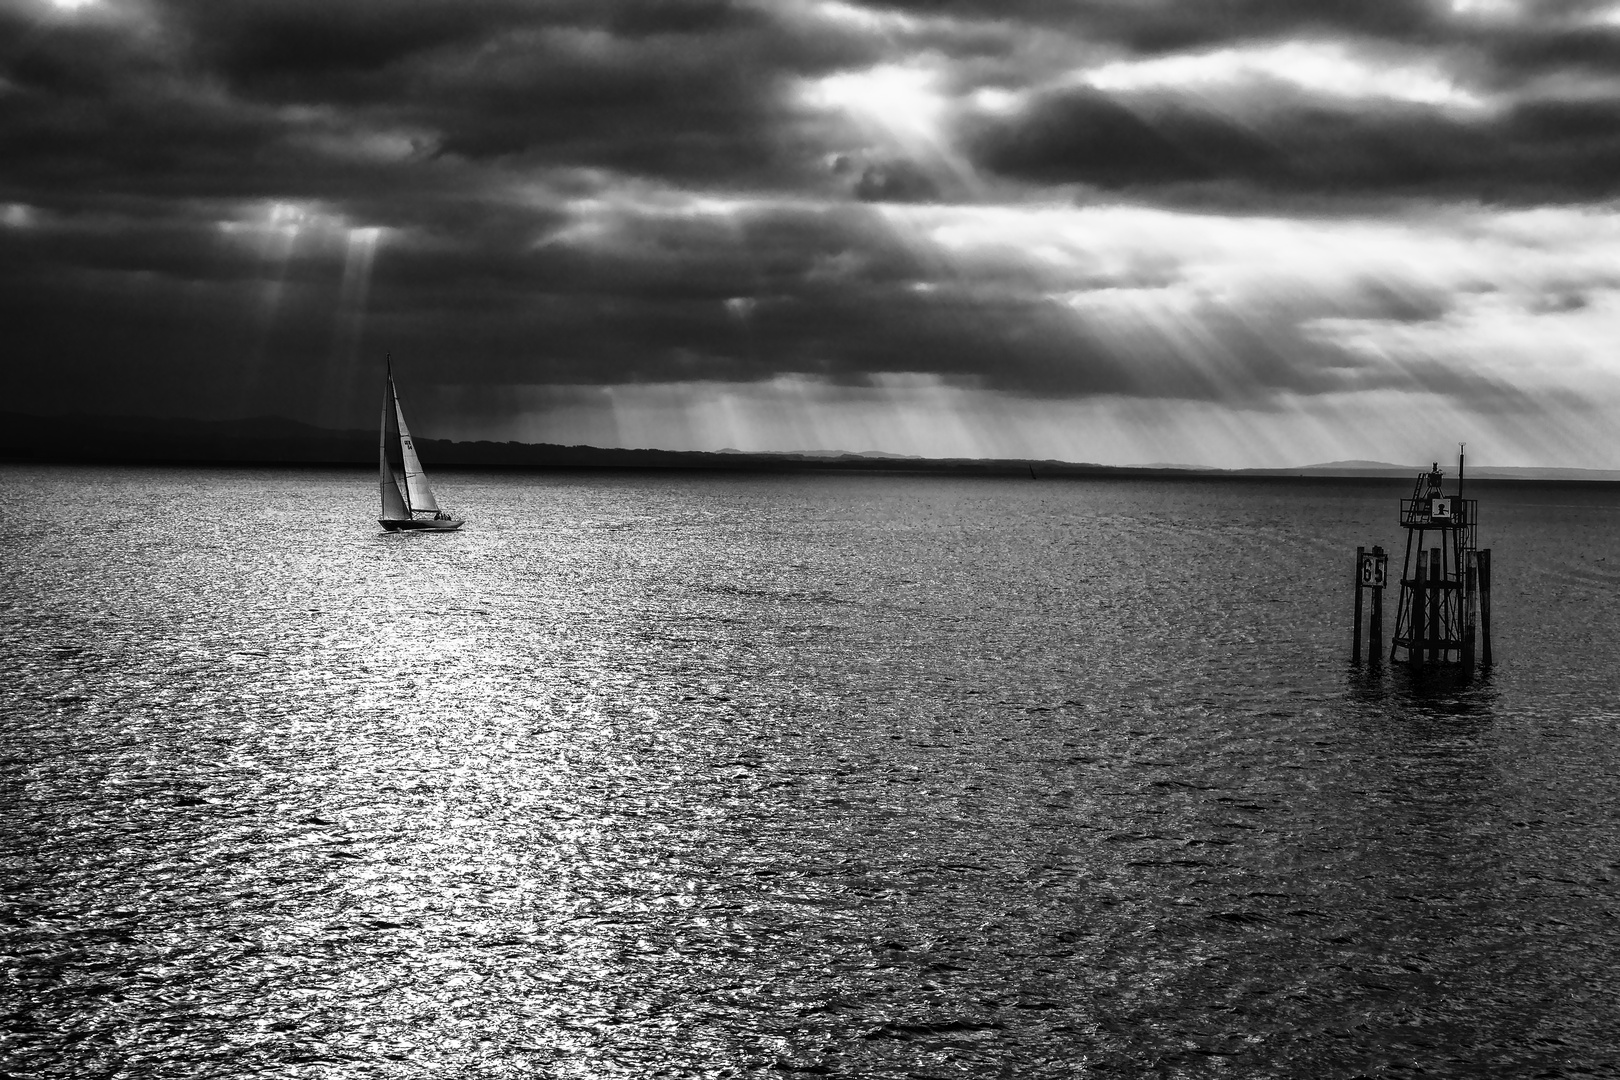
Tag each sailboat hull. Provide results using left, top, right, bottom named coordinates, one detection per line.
left=380, top=517, right=463, bottom=532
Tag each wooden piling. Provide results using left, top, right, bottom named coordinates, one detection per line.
left=1353, top=546, right=1365, bottom=665
left=1479, top=548, right=1492, bottom=667
left=1412, top=548, right=1427, bottom=666
left=1461, top=550, right=1477, bottom=670
left=1370, top=545, right=1384, bottom=670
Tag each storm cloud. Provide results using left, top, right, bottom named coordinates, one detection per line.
left=5, top=0, right=1620, bottom=465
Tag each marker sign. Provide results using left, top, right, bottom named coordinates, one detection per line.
left=1360, top=553, right=1387, bottom=588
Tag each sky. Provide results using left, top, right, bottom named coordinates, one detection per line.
left=5, top=0, right=1620, bottom=467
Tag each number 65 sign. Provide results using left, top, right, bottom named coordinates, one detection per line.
left=1360, top=553, right=1387, bottom=588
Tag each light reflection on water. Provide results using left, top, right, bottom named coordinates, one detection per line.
left=3, top=465, right=1619, bottom=1077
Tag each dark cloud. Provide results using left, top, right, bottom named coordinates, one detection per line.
left=875, top=0, right=1446, bottom=53
left=8, top=0, right=1619, bottom=214
left=2, top=185, right=1450, bottom=427
left=1483, top=24, right=1620, bottom=76
left=169, top=0, right=765, bottom=92
left=836, top=156, right=942, bottom=203
left=0, top=0, right=876, bottom=212
left=965, top=87, right=1620, bottom=202
left=176, top=1, right=519, bottom=85
left=967, top=89, right=1233, bottom=187
left=4, top=0, right=1619, bottom=442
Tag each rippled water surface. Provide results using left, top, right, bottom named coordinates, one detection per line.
left=4, top=465, right=1619, bottom=1078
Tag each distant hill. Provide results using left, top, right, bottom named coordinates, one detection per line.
left=1300, top=459, right=1414, bottom=473
left=3, top=413, right=1616, bottom=482
left=743, top=448, right=923, bottom=460
left=1451, top=465, right=1620, bottom=482
left=0, top=413, right=1117, bottom=476
left=1285, top=459, right=1620, bottom=482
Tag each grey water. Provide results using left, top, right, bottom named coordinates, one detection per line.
left=3, top=464, right=1619, bottom=1079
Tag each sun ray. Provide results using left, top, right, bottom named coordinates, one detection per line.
left=319, top=226, right=385, bottom=429
left=797, top=62, right=988, bottom=201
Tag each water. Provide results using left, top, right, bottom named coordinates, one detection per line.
left=3, top=465, right=1618, bottom=1078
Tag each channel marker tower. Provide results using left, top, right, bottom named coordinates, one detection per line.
left=1390, top=451, right=1488, bottom=669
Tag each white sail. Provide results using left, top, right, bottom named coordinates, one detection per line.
left=380, top=393, right=409, bottom=520
left=393, top=393, right=439, bottom=513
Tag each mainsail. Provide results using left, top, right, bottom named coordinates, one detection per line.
left=393, top=400, right=440, bottom=513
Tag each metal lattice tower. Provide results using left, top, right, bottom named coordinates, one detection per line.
left=1390, top=452, right=1483, bottom=668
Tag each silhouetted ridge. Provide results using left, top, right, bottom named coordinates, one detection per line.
left=3, top=414, right=1616, bottom=480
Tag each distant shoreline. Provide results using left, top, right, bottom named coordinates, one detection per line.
left=4, top=412, right=1618, bottom=483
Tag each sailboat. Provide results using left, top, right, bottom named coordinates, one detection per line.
left=378, top=356, right=463, bottom=532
